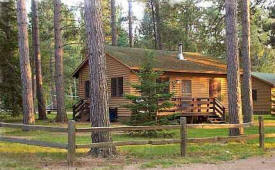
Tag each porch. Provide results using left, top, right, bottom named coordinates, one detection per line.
left=158, top=97, right=225, bottom=123
left=73, top=97, right=226, bottom=123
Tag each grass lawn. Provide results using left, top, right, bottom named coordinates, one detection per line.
left=0, top=113, right=275, bottom=169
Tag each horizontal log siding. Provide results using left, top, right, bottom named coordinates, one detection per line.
left=106, top=55, right=132, bottom=117
left=77, top=55, right=132, bottom=117
left=78, top=62, right=89, bottom=99
left=252, top=77, right=272, bottom=113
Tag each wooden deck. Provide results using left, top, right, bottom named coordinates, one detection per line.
left=272, top=93, right=275, bottom=115
left=73, top=97, right=226, bottom=123
left=158, top=97, right=226, bottom=123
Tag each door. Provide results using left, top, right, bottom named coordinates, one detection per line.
left=182, top=80, right=192, bottom=98
left=181, top=80, right=192, bottom=111
left=209, top=78, right=222, bottom=100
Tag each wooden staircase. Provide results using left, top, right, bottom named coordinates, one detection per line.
left=72, top=99, right=90, bottom=121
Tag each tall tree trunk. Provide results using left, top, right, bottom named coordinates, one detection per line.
left=225, top=0, right=243, bottom=136
left=111, top=0, right=117, bottom=46
left=128, top=0, right=133, bottom=47
left=54, top=0, right=67, bottom=122
left=84, top=0, right=115, bottom=157
left=155, top=0, right=162, bottom=50
left=150, top=0, right=157, bottom=49
left=16, top=0, right=35, bottom=124
left=31, top=0, right=47, bottom=120
left=50, top=54, right=57, bottom=110
left=241, top=0, right=253, bottom=123
left=31, top=66, right=36, bottom=113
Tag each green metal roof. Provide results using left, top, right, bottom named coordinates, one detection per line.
left=252, top=72, right=275, bottom=87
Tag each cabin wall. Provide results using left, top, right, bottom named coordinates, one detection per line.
left=77, top=62, right=89, bottom=99
left=77, top=68, right=230, bottom=118
left=76, top=55, right=132, bottom=118
left=166, top=73, right=228, bottom=110
left=252, top=77, right=272, bottom=114
left=106, top=55, right=132, bottom=118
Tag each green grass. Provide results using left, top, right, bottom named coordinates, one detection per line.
left=0, top=114, right=275, bottom=169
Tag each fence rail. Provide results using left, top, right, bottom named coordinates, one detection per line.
left=0, top=122, right=67, bottom=132
left=0, top=116, right=274, bottom=166
left=0, top=136, right=67, bottom=149
left=76, top=123, right=252, bottom=133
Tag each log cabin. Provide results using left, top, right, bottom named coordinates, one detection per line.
left=251, top=72, right=275, bottom=115
left=72, top=45, right=275, bottom=122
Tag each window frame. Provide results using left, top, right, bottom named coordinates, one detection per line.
left=252, top=89, right=257, bottom=101
left=85, top=80, right=90, bottom=98
left=111, top=77, right=123, bottom=97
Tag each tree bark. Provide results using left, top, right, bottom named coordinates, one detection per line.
left=241, top=0, right=253, bottom=123
left=16, top=0, right=35, bottom=124
left=155, top=0, right=162, bottom=50
left=54, top=0, right=67, bottom=122
left=84, top=0, right=115, bottom=157
left=128, top=0, right=133, bottom=47
left=50, top=54, right=57, bottom=110
left=111, top=0, right=117, bottom=46
left=225, top=0, right=243, bottom=136
left=31, top=0, right=47, bottom=120
left=150, top=0, right=157, bottom=49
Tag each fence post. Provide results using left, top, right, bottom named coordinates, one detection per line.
left=68, top=120, right=76, bottom=166
left=180, top=117, right=187, bottom=157
left=258, top=116, right=264, bottom=149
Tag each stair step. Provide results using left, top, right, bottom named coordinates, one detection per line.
left=208, top=117, right=222, bottom=120
left=209, top=120, right=226, bottom=124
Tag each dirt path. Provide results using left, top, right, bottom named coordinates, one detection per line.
left=44, top=152, right=275, bottom=170
left=125, top=153, right=275, bottom=170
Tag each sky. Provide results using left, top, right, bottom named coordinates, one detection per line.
left=25, top=0, right=273, bottom=31
left=64, top=0, right=145, bottom=21
left=26, top=0, right=146, bottom=21
left=25, top=0, right=146, bottom=30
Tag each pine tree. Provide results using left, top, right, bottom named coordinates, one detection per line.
left=241, top=0, right=253, bottom=123
left=0, top=0, right=22, bottom=116
left=53, top=0, right=67, bottom=122
left=225, top=0, right=243, bottom=136
left=111, top=0, right=117, bottom=46
left=124, top=52, right=173, bottom=125
left=128, top=0, right=133, bottom=47
left=16, top=0, right=35, bottom=124
left=31, top=0, right=47, bottom=120
left=84, top=0, right=115, bottom=157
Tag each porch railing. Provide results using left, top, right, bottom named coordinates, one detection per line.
left=72, top=99, right=89, bottom=120
left=271, top=93, right=275, bottom=115
left=159, top=97, right=226, bottom=120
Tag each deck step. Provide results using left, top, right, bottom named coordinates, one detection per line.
left=209, top=120, right=226, bottom=124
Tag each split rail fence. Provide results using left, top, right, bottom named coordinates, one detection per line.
left=0, top=116, right=274, bottom=165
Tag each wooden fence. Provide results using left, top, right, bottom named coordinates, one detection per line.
left=0, top=116, right=274, bottom=165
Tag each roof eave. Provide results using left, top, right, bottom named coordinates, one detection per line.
left=251, top=75, right=275, bottom=87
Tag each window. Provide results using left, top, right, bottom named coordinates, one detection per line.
left=111, top=77, right=123, bottom=97
left=252, top=89, right=257, bottom=101
left=85, top=80, right=90, bottom=98
left=156, top=77, right=170, bottom=94
left=182, top=80, right=192, bottom=95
